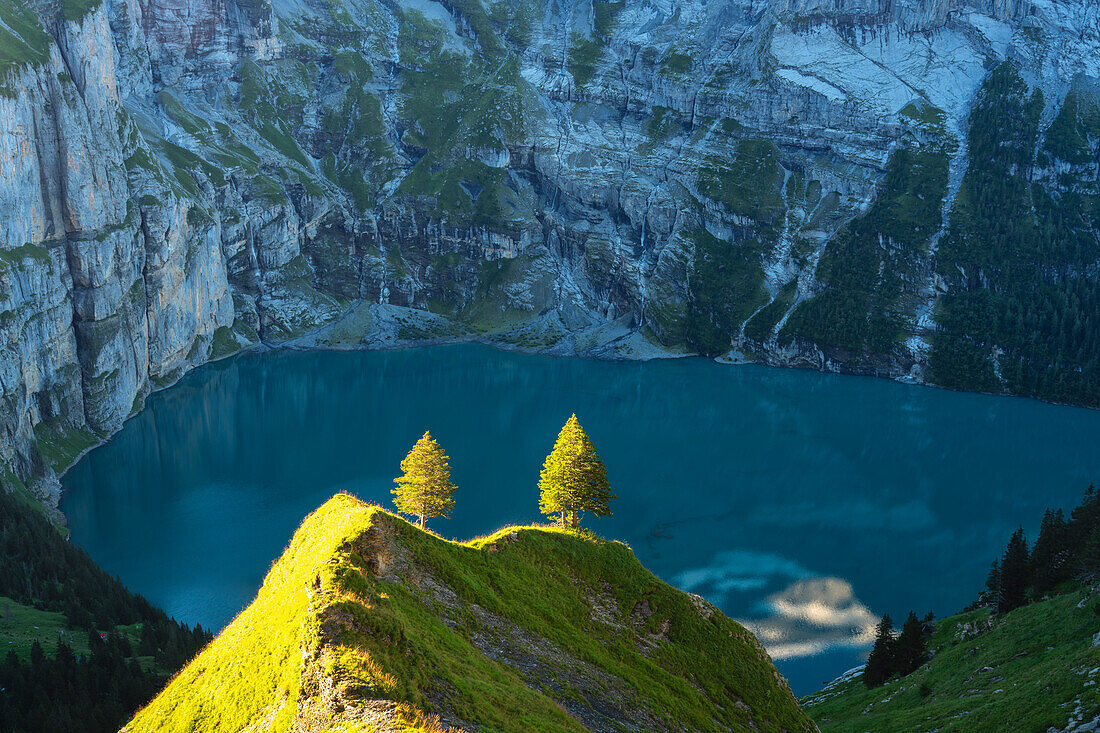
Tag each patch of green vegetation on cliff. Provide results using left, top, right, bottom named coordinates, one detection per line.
left=898, top=101, right=950, bottom=141
left=930, top=63, right=1100, bottom=406
left=124, top=147, right=159, bottom=174
left=162, top=140, right=228, bottom=188
left=397, top=12, right=528, bottom=154
left=333, top=50, right=373, bottom=81
left=322, top=154, right=375, bottom=211
left=492, top=0, right=534, bottom=47
left=207, top=326, right=239, bottom=360
left=697, top=139, right=785, bottom=223
left=330, top=86, right=389, bottom=158
left=593, top=0, right=624, bottom=40
left=460, top=255, right=544, bottom=334
left=251, top=173, right=287, bottom=204
left=234, top=57, right=317, bottom=174
left=1043, top=91, right=1100, bottom=165
left=0, top=468, right=49, bottom=522
left=0, top=0, right=51, bottom=82
left=396, top=10, right=471, bottom=147
left=127, top=494, right=815, bottom=733
left=804, top=585, right=1100, bottom=732
left=0, top=242, right=51, bottom=274
left=782, top=146, right=947, bottom=356
left=385, top=246, right=409, bottom=280
left=32, top=419, right=98, bottom=475
left=232, top=316, right=260, bottom=344
left=643, top=106, right=680, bottom=144
left=314, top=71, right=391, bottom=206
left=257, top=120, right=311, bottom=168
left=686, top=227, right=769, bottom=356
left=154, top=91, right=211, bottom=137
left=644, top=295, right=689, bottom=346
left=899, top=101, right=946, bottom=127
left=397, top=156, right=514, bottom=229
left=660, top=50, right=694, bottom=77
left=744, top=281, right=797, bottom=343
left=458, top=59, right=531, bottom=150
left=568, top=32, right=603, bottom=88
left=391, top=11, right=533, bottom=226
left=237, top=58, right=266, bottom=110
left=448, top=0, right=504, bottom=59
left=58, top=0, right=102, bottom=21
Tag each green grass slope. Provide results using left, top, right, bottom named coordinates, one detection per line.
left=802, top=585, right=1100, bottom=732
left=125, top=493, right=816, bottom=732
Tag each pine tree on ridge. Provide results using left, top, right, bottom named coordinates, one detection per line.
left=392, top=431, right=458, bottom=530
left=538, top=414, right=615, bottom=529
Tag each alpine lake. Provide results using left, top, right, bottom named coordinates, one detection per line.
left=60, top=344, right=1100, bottom=694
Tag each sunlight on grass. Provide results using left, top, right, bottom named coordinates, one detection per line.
left=127, top=493, right=812, bottom=732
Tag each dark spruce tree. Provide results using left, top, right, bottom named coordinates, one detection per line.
left=1082, top=525, right=1100, bottom=575
left=863, top=614, right=897, bottom=688
left=983, top=557, right=1001, bottom=606
left=996, top=528, right=1030, bottom=615
left=1071, top=485, right=1100, bottom=570
left=1030, top=508, right=1072, bottom=594
left=894, top=611, right=931, bottom=676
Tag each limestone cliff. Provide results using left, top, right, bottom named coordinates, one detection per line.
left=2, top=0, right=1099, bottom=507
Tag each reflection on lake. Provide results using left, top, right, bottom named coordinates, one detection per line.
left=60, top=345, right=1100, bottom=693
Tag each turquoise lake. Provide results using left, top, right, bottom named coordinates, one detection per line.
left=60, top=344, right=1100, bottom=694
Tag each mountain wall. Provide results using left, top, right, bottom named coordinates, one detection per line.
left=2, top=0, right=1099, bottom=507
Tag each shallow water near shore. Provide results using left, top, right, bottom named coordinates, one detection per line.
left=60, top=344, right=1100, bottom=694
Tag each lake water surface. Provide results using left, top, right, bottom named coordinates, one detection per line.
left=60, top=345, right=1100, bottom=694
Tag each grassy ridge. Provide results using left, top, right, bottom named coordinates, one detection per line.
left=124, top=494, right=375, bottom=732
left=127, top=493, right=816, bottom=732
left=803, top=585, right=1100, bottom=732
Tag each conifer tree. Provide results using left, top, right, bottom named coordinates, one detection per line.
left=996, top=527, right=1030, bottom=615
left=1030, top=508, right=1071, bottom=594
left=1081, top=525, right=1100, bottom=574
left=983, top=557, right=1001, bottom=606
left=1071, top=485, right=1100, bottom=549
left=392, top=431, right=457, bottom=530
left=863, top=614, right=896, bottom=688
left=538, top=415, right=615, bottom=528
left=894, top=611, right=930, bottom=676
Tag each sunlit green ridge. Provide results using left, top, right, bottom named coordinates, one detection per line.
left=125, top=493, right=816, bottom=732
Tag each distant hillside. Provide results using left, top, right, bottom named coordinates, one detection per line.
left=0, top=487, right=209, bottom=732
left=802, top=584, right=1100, bottom=732
left=123, top=493, right=817, bottom=732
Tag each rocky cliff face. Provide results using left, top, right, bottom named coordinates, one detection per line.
left=1, top=0, right=1098, bottom=505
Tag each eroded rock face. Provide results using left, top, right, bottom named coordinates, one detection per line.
left=2, top=0, right=1099, bottom=501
